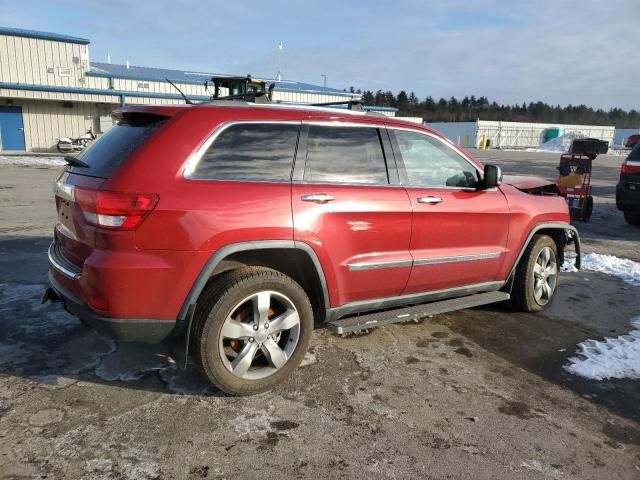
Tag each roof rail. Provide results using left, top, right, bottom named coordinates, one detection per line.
left=310, top=100, right=364, bottom=112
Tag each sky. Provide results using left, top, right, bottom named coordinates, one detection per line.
left=0, top=0, right=638, bottom=110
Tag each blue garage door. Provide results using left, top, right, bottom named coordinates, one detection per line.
left=0, top=106, right=26, bottom=151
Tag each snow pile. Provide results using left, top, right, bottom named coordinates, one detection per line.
left=0, top=155, right=65, bottom=167
left=536, top=131, right=585, bottom=153
left=562, top=252, right=640, bottom=286
left=564, top=318, right=640, bottom=380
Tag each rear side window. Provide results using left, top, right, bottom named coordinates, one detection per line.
left=71, top=114, right=167, bottom=178
left=190, top=123, right=300, bottom=181
left=627, top=143, right=640, bottom=162
left=304, top=125, right=389, bottom=184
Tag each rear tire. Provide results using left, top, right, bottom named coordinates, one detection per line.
left=190, top=267, right=313, bottom=396
left=583, top=196, right=593, bottom=221
left=509, top=235, right=559, bottom=312
left=624, top=211, right=640, bottom=226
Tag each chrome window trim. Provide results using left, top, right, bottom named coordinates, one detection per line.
left=413, top=252, right=502, bottom=266
left=347, top=259, right=413, bottom=271
left=346, top=252, right=502, bottom=271
left=293, top=180, right=404, bottom=188
left=303, top=120, right=387, bottom=129
left=387, top=126, right=484, bottom=186
left=182, top=120, right=302, bottom=180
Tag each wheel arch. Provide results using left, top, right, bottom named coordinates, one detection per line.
left=174, top=240, right=330, bottom=346
left=508, top=223, right=581, bottom=282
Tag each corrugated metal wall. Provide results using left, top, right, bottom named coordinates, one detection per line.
left=271, top=90, right=353, bottom=104
left=12, top=99, right=113, bottom=152
left=428, top=122, right=477, bottom=147
left=476, top=120, right=615, bottom=149
left=0, top=34, right=89, bottom=87
left=0, top=31, right=362, bottom=151
left=393, top=116, right=422, bottom=124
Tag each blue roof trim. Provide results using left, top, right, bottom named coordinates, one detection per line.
left=0, top=82, right=209, bottom=102
left=0, top=26, right=89, bottom=45
left=89, top=62, right=360, bottom=97
left=364, top=106, right=398, bottom=112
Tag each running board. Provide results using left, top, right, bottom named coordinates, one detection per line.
left=326, top=291, right=510, bottom=335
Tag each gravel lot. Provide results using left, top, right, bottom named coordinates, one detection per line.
left=0, top=151, right=639, bottom=479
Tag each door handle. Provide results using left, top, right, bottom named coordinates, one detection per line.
left=417, top=196, right=443, bottom=204
left=301, top=193, right=335, bottom=204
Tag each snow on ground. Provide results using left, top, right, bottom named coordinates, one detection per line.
left=564, top=318, right=640, bottom=380
left=562, top=252, right=640, bottom=286
left=563, top=252, right=640, bottom=380
left=0, top=155, right=65, bottom=167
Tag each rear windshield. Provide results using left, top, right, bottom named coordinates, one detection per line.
left=70, top=114, right=167, bottom=178
left=627, top=143, right=640, bottom=162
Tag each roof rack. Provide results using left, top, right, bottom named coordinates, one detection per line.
left=310, top=100, right=364, bottom=112
left=208, top=75, right=274, bottom=103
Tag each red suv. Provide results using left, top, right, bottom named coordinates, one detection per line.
left=44, top=102, right=581, bottom=395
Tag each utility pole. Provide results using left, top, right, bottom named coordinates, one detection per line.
left=276, top=41, right=283, bottom=81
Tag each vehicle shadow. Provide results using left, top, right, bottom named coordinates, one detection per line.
left=0, top=235, right=222, bottom=396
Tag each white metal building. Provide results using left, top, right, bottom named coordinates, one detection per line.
left=0, top=26, right=366, bottom=152
left=428, top=119, right=616, bottom=149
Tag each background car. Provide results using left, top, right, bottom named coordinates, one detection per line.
left=625, top=134, right=640, bottom=149
left=616, top=143, right=640, bottom=225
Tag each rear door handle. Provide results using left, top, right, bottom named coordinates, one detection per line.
left=417, top=196, right=443, bottom=204
left=301, top=193, right=335, bottom=204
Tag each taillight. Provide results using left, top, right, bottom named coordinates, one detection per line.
left=621, top=163, right=640, bottom=174
left=74, top=188, right=158, bottom=230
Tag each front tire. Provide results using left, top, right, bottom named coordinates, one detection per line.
left=624, top=211, right=640, bottom=226
left=509, top=235, right=559, bottom=312
left=190, top=267, right=313, bottom=395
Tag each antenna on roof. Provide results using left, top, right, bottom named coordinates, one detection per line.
left=166, top=78, right=193, bottom=105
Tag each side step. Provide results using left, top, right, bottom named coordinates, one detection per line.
left=327, top=291, right=510, bottom=335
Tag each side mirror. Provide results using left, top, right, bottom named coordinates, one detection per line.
left=483, top=164, right=502, bottom=188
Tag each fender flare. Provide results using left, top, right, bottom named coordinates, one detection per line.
left=174, top=240, right=330, bottom=364
left=508, top=222, right=581, bottom=278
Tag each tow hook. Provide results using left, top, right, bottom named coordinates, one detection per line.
left=41, top=287, right=60, bottom=304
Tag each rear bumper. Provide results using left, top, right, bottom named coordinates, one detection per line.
left=616, top=182, right=640, bottom=211
left=48, top=270, right=176, bottom=344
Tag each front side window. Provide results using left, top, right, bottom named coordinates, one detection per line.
left=303, top=125, right=388, bottom=184
left=190, top=123, right=300, bottom=181
left=393, top=130, right=479, bottom=188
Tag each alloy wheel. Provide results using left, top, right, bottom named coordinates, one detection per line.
left=532, top=246, right=558, bottom=305
left=218, top=290, right=300, bottom=380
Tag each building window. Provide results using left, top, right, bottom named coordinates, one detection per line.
left=137, top=82, right=150, bottom=89
left=58, top=67, right=71, bottom=77
left=46, top=67, right=55, bottom=74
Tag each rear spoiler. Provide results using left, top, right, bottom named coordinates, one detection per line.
left=111, top=106, right=182, bottom=122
